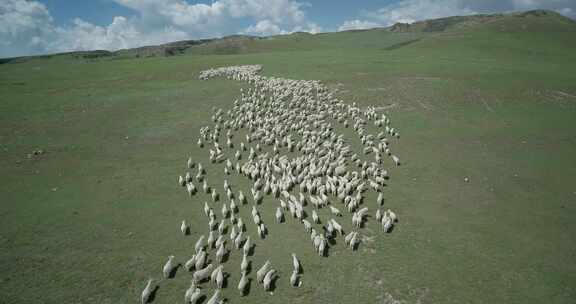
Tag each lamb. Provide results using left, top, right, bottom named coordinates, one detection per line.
left=163, top=255, right=176, bottom=278
left=141, top=278, right=155, bottom=304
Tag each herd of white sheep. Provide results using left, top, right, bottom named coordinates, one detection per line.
left=141, top=65, right=402, bottom=303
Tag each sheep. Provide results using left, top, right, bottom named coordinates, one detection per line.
left=256, top=260, right=270, bottom=283
left=204, top=202, right=210, bottom=216
left=181, top=220, right=190, bottom=235
left=178, top=175, right=185, bottom=187
left=141, top=278, right=155, bottom=304
left=163, top=256, right=177, bottom=278
left=211, top=189, right=219, bottom=202
left=187, top=286, right=202, bottom=304
left=302, top=219, right=312, bottom=232
left=184, top=255, right=197, bottom=271
left=206, top=289, right=221, bottom=304
left=344, top=231, right=356, bottom=246
left=243, top=236, right=251, bottom=255
left=234, top=231, right=244, bottom=249
left=263, top=269, right=276, bottom=291
left=215, top=267, right=225, bottom=289
left=375, top=209, right=382, bottom=221
left=238, top=271, right=249, bottom=295
left=275, top=207, right=283, bottom=223
left=218, top=221, right=226, bottom=235
left=377, top=192, right=384, bottom=206
left=391, top=154, right=400, bottom=166
left=290, top=270, right=302, bottom=287
left=312, top=210, right=320, bottom=223
left=331, top=219, right=344, bottom=235
left=241, top=253, right=249, bottom=273
left=195, top=235, right=205, bottom=253
left=292, top=253, right=300, bottom=273
left=195, top=251, right=207, bottom=270
left=215, top=235, right=225, bottom=249
left=382, top=216, right=393, bottom=232
left=221, top=203, right=229, bottom=218
left=387, top=209, right=397, bottom=222
left=216, top=243, right=226, bottom=263
left=187, top=157, right=194, bottom=169
left=193, top=263, right=213, bottom=283
left=329, top=205, right=342, bottom=216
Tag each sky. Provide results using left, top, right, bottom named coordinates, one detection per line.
left=1, top=0, right=575, bottom=58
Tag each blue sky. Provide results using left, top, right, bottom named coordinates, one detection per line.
left=1, top=0, right=575, bottom=58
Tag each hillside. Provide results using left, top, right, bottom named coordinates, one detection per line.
left=1, top=9, right=574, bottom=64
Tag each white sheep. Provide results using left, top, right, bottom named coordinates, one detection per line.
left=256, top=260, right=270, bottom=283
left=238, top=271, right=249, bottom=295
left=275, top=207, right=283, bottom=223
left=263, top=269, right=276, bottom=291
left=292, top=253, right=300, bottom=273
left=181, top=220, right=190, bottom=235
left=195, top=235, right=205, bottom=253
left=312, top=210, right=319, bottom=223
left=141, top=278, right=154, bottom=304
left=192, top=263, right=213, bottom=283
left=206, top=289, right=221, bottom=304
left=163, top=255, right=176, bottom=278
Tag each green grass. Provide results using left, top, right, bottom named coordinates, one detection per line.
left=1, top=15, right=576, bottom=304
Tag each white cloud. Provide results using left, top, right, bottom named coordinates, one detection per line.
left=243, top=20, right=286, bottom=36
left=0, top=0, right=320, bottom=58
left=338, top=20, right=382, bottom=31
left=367, top=0, right=478, bottom=26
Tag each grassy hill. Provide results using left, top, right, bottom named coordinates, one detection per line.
left=1, top=10, right=575, bottom=304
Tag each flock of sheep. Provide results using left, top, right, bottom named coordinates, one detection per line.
left=141, top=65, right=401, bottom=303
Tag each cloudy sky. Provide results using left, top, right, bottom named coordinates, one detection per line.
left=1, top=0, right=575, bottom=58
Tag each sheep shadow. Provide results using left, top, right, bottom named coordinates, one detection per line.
left=268, top=275, right=279, bottom=292
left=222, top=272, right=230, bottom=288
left=221, top=250, right=231, bottom=263
left=241, top=278, right=253, bottom=297
left=247, top=243, right=256, bottom=256
left=167, top=264, right=181, bottom=279
left=197, top=294, right=207, bottom=304
left=145, top=285, right=159, bottom=303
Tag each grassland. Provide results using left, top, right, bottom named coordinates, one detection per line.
left=1, top=13, right=576, bottom=304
